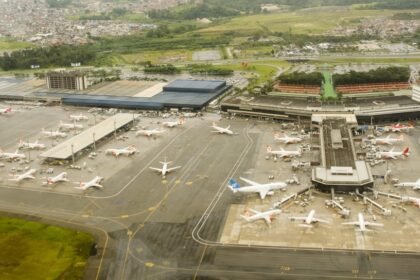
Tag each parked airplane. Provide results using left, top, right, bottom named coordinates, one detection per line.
left=41, top=128, right=67, bottom=138
left=69, top=114, right=89, bottom=122
left=370, top=135, right=404, bottom=145
left=9, top=169, right=36, bottom=182
left=274, top=133, right=302, bottom=144
left=59, top=121, right=83, bottom=130
left=342, top=213, right=383, bottom=232
left=162, top=118, right=185, bottom=128
left=289, top=210, right=329, bottom=227
left=105, top=146, right=137, bottom=157
left=149, top=160, right=181, bottom=177
left=18, top=140, right=46, bottom=150
left=210, top=122, right=236, bottom=135
left=228, top=177, right=287, bottom=200
left=240, top=208, right=282, bottom=226
left=135, top=128, right=166, bottom=137
left=45, top=172, right=69, bottom=185
left=0, top=107, right=12, bottom=115
left=384, top=123, right=414, bottom=133
left=377, top=147, right=409, bottom=159
left=394, top=178, right=420, bottom=190
left=402, top=196, right=420, bottom=207
left=0, top=149, right=26, bottom=161
left=266, top=145, right=301, bottom=158
left=74, top=176, right=104, bottom=190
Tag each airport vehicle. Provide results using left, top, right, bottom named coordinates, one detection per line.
left=274, top=133, right=302, bottom=144
left=266, top=145, right=301, bottom=158
left=59, top=121, right=83, bottom=130
left=210, top=122, right=236, bottom=135
left=342, top=213, right=383, bottom=232
left=370, top=135, right=404, bottom=145
left=377, top=147, right=409, bottom=159
left=9, top=169, right=36, bottom=182
left=228, top=177, right=287, bottom=200
left=75, top=176, right=104, bottom=190
left=135, top=128, right=166, bottom=137
left=105, top=146, right=137, bottom=157
left=18, top=140, right=46, bottom=150
left=0, top=107, right=12, bottom=115
left=45, top=172, right=69, bottom=185
left=240, top=208, right=282, bottom=226
left=162, top=118, right=185, bottom=128
left=69, top=114, right=89, bottom=122
left=289, top=210, right=329, bottom=227
left=41, top=128, right=67, bottom=138
left=394, top=178, right=420, bottom=190
left=149, top=160, right=181, bottom=177
left=0, top=149, right=26, bottom=161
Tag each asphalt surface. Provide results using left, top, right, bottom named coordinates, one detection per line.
left=1, top=107, right=420, bottom=279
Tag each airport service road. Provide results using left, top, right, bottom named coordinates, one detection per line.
left=1, top=110, right=420, bottom=279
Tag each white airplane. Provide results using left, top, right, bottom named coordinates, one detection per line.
left=41, top=128, right=67, bottom=138
left=0, top=149, right=26, bottom=161
left=18, top=140, right=46, bottom=150
left=59, top=121, right=83, bottom=130
left=240, top=208, right=282, bottom=226
left=228, top=177, right=287, bottom=200
left=135, top=128, right=166, bottom=137
left=149, top=160, right=181, bottom=177
left=385, top=123, right=414, bottom=133
left=45, top=172, right=69, bottom=185
left=370, top=135, right=404, bottom=145
left=105, top=146, right=137, bottom=157
left=274, top=133, right=302, bottom=144
left=289, top=210, right=330, bottom=227
left=377, top=147, right=409, bottom=159
left=394, top=178, right=420, bottom=190
left=266, top=145, right=301, bottom=158
left=162, top=118, right=185, bottom=128
left=210, top=122, right=236, bottom=135
left=0, top=107, right=12, bottom=115
left=342, top=213, right=383, bottom=232
left=401, top=196, right=420, bottom=207
left=74, top=176, right=104, bottom=190
left=69, top=114, right=89, bottom=122
left=9, top=169, right=36, bottom=182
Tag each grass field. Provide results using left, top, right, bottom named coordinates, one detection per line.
left=118, top=49, right=193, bottom=64
left=0, top=39, right=32, bottom=50
left=218, top=63, right=280, bottom=85
left=0, top=217, right=94, bottom=280
left=198, top=8, right=408, bottom=35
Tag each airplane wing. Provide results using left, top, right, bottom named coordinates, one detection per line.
left=342, top=221, right=360, bottom=226
left=167, top=166, right=181, bottom=172
left=264, top=216, right=272, bottom=225
left=416, top=179, right=420, bottom=185
left=91, top=184, right=103, bottom=189
left=239, top=177, right=259, bottom=186
left=259, top=190, right=269, bottom=200
left=149, top=167, right=163, bottom=172
left=289, top=216, right=307, bottom=221
left=226, top=125, right=231, bottom=130
left=314, top=218, right=330, bottom=224
left=248, top=209, right=261, bottom=215
left=364, top=222, right=383, bottom=227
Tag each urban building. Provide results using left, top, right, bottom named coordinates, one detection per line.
left=46, top=71, right=87, bottom=91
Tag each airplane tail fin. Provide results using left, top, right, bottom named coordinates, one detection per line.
left=266, top=145, right=272, bottom=152
left=228, top=179, right=240, bottom=192
left=403, top=147, right=409, bottom=157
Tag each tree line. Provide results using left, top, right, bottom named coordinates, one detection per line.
left=333, top=67, right=410, bottom=85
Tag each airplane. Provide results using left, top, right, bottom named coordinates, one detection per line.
left=74, top=176, right=104, bottom=190
left=9, top=169, right=36, bottom=182
left=274, top=133, right=302, bottom=144
left=394, top=178, right=420, bottom=190
left=44, top=172, right=69, bottom=185
left=266, top=145, right=301, bottom=158
left=240, top=208, right=282, bottom=226
left=105, top=146, right=137, bottom=157
left=0, top=149, right=26, bottom=161
left=162, top=118, right=185, bottom=128
left=18, top=140, right=46, bottom=150
left=210, top=122, right=236, bottom=135
left=69, top=113, right=89, bottom=122
left=41, top=128, right=67, bottom=138
left=0, top=107, right=12, bottom=115
left=59, top=121, right=83, bottom=130
left=383, top=123, right=414, bottom=133
left=377, top=147, right=409, bottom=159
left=370, top=135, right=404, bottom=145
left=183, top=112, right=196, bottom=118
left=401, top=196, right=420, bottom=207
left=227, top=177, right=287, bottom=200
left=289, top=210, right=330, bottom=227
left=342, top=213, right=383, bottom=232
left=149, top=160, right=181, bottom=177
left=135, top=128, right=166, bottom=137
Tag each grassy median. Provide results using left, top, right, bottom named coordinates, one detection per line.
left=0, top=217, right=94, bottom=280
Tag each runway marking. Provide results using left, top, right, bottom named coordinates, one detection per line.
left=193, top=245, right=207, bottom=280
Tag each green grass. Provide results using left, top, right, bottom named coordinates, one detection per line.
left=322, top=71, right=337, bottom=100
left=312, top=57, right=420, bottom=65
left=119, top=49, right=193, bottom=64
left=0, top=217, right=94, bottom=280
left=217, top=63, right=279, bottom=85
left=0, top=39, right=32, bottom=50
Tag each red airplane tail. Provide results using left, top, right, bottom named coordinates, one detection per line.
left=403, top=147, right=409, bottom=156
